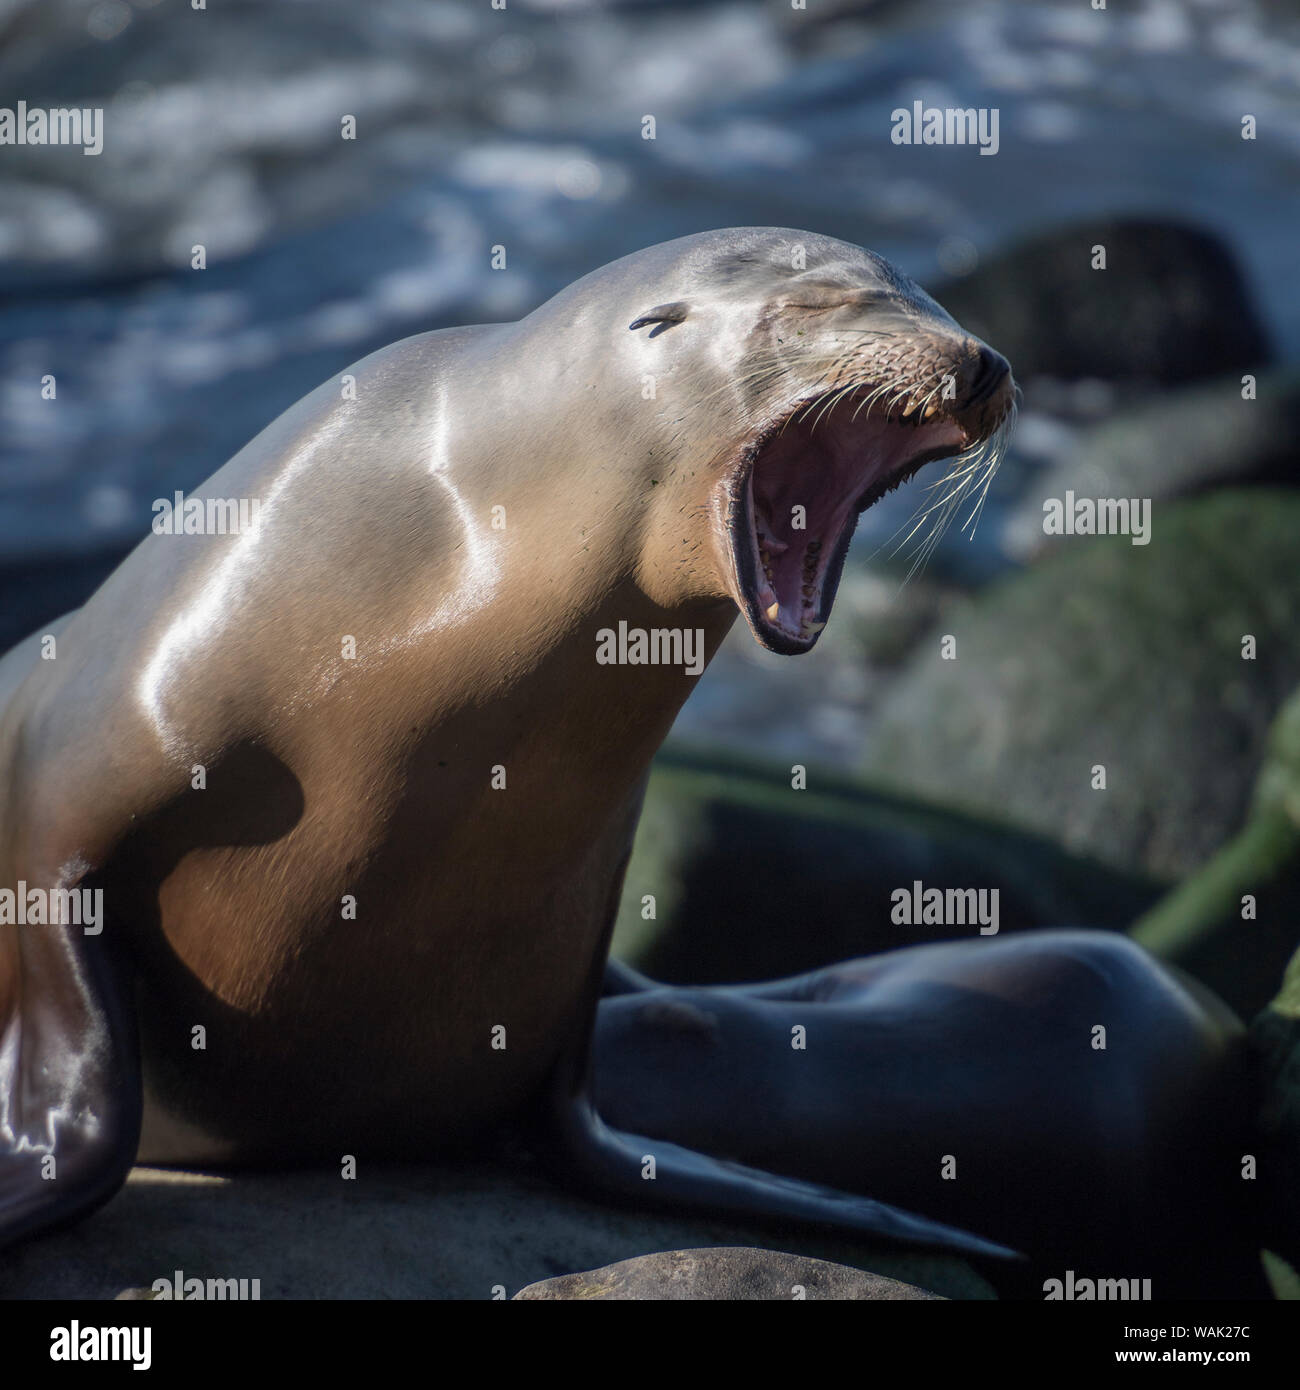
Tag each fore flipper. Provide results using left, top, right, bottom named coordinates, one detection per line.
left=552, top=1073, right=1017, bottom=1260
left=0, top=903, right=141, bottom=1249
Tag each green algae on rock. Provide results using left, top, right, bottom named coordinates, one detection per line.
left=613, top=743, right=1161, bottom=984
left=864, top=492, right=1300, bottom=888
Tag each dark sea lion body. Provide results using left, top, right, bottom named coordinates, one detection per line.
left=0, top=228, right=1022, bottom=1255
left=596, top=932, right=1259, bottom=1296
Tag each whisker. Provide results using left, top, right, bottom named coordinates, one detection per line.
left=868, top=400, right=1016, bottom=585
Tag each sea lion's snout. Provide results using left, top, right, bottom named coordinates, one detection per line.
left=951, top=339, right=1014, bottom=440
left=721, top=299, right=1017, bottom=658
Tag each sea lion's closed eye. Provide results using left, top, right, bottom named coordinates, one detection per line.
left=777, top=284, right=890, bottom=311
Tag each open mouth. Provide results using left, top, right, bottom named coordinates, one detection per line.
left=728, top=389, right=973, bottom=653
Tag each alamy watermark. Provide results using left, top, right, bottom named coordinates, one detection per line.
left=596, top=621, right=705, bottom=676
left=1043, top=1269, right=1152, bottom=1300
left=0, top=102, right=103, bottom=156
left=50, top=1322, right=150, bottom=1370
left=0, top=883, right=102, bottom=934
left=152, top=491, right=263, bottom=536
left=890, top=880, right=999, bottom=934
left=890, top=101, right=1000, bottom=156
left=151, top=1269, right=261, bottom=1300
left=1042, top=492, right=1151, bottom=546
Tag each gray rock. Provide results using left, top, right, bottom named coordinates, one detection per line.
left=935, top=218, right=1271, bottom=387
left=1249, top=701, right=1300, bottom=1275
left=613, top=744, right=1160, bottom=985
left=1253, top=953, right=1300, bottom=1275
left=1131, top=685, right=1300, bottom=1016
left=512, top=1247, right=943, bottom=1300
left=0, top=1159, right=992, bottom=1301
left=1004, top=367, right=1300, bottom=562
left=864, top=492, right=1300, bottom=885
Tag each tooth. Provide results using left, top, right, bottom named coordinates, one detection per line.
left=922, top=403, right=938, bottom=420
left=901, top=398, right=918, bottom=418
left=801, top=585, right=814, bottom=598
left=766, top=601, right=780, bottom=622
left=802, top=620, right=826, bottom=634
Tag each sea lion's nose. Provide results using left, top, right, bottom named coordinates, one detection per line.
left=967, top=343, right=1011, bottom=405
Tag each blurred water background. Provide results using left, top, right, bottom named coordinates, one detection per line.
left=0, top=0, right=1297, bottom=843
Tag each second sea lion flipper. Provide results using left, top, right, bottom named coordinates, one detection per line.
left=552, top=1089, right=1020, bottom=1262
left=0, top=911, right=141, bottom=1251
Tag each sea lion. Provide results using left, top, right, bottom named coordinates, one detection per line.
left=0, top=227, right=1015, bottom=1257
left=596, top=934, right=1260, bottom=1298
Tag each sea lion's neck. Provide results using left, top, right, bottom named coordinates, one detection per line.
left=416, top=329, right=740, bottom=761
left=387, top=578, right=735, bottom=899
left=467, top=574, right=737, bottom=783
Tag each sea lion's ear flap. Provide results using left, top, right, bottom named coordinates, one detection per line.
left=629, top=301, right=690, bottom=331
